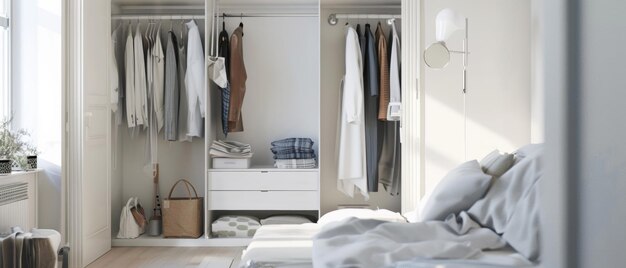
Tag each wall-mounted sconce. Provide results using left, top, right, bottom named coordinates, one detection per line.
left=424, top=8, right=469, bottom=93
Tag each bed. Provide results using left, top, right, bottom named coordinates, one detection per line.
left=239, top=144, right=543, bottom=268
left=240, top=209, right=407, bottom=267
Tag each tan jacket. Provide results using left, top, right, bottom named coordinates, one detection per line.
left=228, top=26, right=247, bottom=132
left=376, top=23, right=390, bottom=121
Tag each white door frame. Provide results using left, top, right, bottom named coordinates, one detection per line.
left=65, top=0, right=85, bottom=266
left=400, top=0, right=422, bottom=214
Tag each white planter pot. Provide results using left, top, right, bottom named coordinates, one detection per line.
left=0, top=159, right=12, bottom=174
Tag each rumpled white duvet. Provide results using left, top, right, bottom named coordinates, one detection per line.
left=312, top=147, right=543, bottom=268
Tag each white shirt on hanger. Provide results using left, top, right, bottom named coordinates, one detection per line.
left=147, top=36, right=153, bottom=105
left=125, top=24, right=136, bottom=128
left=185, top=20, right=205, bottom=138
left=110, top=28, right=120, bottom=114
left=177, top=25, right=191, bottom=142
left=134, top=25, right=148, bottom=127
left=337, top=26, right=369, bottom=200
left=153, top=28, right=165, bottom=132
left=388, top=21, right=401, bottom=121
left=144, top=28, right=155, bottom=170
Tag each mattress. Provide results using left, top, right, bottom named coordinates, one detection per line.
left=241, top=209, right=407, bottom=267
left=240, top=223, right=320, bottom=265
left=240, top=225, right=536, bottom=268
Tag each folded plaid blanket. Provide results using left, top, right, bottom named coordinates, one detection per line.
left=271, top=138, right=314, bottom=149
left=270, top=147, right=315, bottom=154
left=274, top=158, right=317, bottom=169
left=274, top=152, right=317, bottom=160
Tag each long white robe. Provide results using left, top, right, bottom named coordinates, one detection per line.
left=124, top=25, right=136, bottom=128
left=387, top=21, right=401, bottom=121
left=337, top=26, right=369, bottom=199
left=133, top=25, right=148, bottom=127
left=185, top=20, right=205, bottom=138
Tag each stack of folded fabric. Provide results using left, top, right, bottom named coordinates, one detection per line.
left=271, top=138, right=317, bottom=169
left=210, top=140, right=253, bottom=158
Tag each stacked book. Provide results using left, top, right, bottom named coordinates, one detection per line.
left=210, top=140, right=253, bottom=169
left=271, top=138, right=317, bottom=169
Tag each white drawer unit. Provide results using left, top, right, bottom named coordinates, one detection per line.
left=209, top=190, right=319, bottom=210
left=208, top=169, right=320, bottom=212
left=209, top=170, right=318, bottom=191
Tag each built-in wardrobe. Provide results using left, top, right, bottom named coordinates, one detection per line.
left=70, top=0, right=420, bottom=266
left=109, top=0, right=322, bottom=248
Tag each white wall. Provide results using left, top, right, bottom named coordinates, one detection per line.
left=530, top=0, right=544, bottom=143
left=423, top=0, right=531, bottom=194
left=319, top=7, right=401, bottom=214
left=11, top=0, right=63, bottom=232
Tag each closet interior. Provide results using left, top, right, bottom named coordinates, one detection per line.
left=110, top=0, right=210, bottom=246
left=319, top=3, right=402, bottom=215
left=108, top=0, right=403, bottom=247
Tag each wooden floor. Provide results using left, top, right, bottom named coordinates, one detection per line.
left=87, top=247, right=245, bottom=268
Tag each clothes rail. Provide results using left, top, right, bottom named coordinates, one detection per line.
left=220, top=13, right=318, bottom=18
left=327, top=13, right=401, bottom=25
left=112, top=15, right=205, bottom=20
left=111, top=13, right=317, bottom=21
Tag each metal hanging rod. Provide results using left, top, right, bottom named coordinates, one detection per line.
left=112, top=15, right=205, bottom=20
left=112, top=12, right=317, bottom=21
left=328, top=13, right=401, bottom=25
left=219, top=13, right=317, bottom=18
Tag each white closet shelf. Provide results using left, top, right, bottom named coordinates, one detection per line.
left=111, top=235, right=251, bottom=247
left=208, top=166, right=319, bottom=172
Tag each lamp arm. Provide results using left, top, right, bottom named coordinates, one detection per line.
left=448, top=50, right=467, bottom=54
left=462, top=18, right=468, bottom=94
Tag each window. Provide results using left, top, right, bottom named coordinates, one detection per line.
left=0, top=0, right=9, bottom=120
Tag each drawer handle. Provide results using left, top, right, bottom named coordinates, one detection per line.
left=260, top=190, right=269, bottom=192
left=260, top=171, right=269, bottom=174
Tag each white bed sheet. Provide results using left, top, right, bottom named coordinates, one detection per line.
left=239, top=224, right=535, bottom=268
left=393, top=247, right=536, bottom=267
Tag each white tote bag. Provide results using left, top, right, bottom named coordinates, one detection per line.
left=207, top=0, right=228, bottom=88
left=117, top=197, right=141, bottom=239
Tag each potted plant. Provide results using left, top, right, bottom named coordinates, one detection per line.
left=22, top=144, right=40, bottom=170
left=0, top=118, right=18, bottom=174
left=0, top=117, right=38, bottom=173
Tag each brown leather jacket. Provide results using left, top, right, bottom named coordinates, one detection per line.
left=228, top=26, right=246, bottom=132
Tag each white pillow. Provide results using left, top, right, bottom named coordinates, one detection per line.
left=403, top=210, right=420, bottom=223
left=420, top=160, right=493, bottom=221
left=318, top=209, right=406, bottom=225
left=480, top=150, right=515, bottom=177
left=260, top=215, right=312, bottom=225
left=513, top=144, right=544, bottom=164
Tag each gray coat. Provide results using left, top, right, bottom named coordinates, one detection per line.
left=164, top=31, right=179, bottom=141
left=364, top=24, right=382, bottom=192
